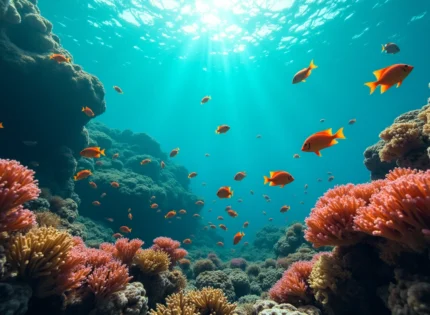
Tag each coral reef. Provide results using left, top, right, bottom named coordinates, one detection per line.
left=195, top=270, right=236, bottom=302
left=133, top=249, right=170, bottom=275
left=252, top=300, right=321, bottom=315
left=0, top=282, right=32, bottom=315
left=274, top=223, right=308, bottom=258
left=151, top=237, right=188, bottom=268
left=192, top=259, right=217, bottom=278
left=88, top=261, right=132, bottom=299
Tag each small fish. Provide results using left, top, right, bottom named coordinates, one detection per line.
left=263, top=194, right=270, bottom=200
left=227, top=210, right=238, bottom=218
left=234, top=172, right=247, bottom=181
left=205, top=153, right=210, bottom=157
left=201, top=96, right=211, bottom=104
left=96, top=161, right=103, bottom=166
left=140, top=158, right=151, bottom=165
left=300, top=201, right=305, bottom=205
left=262, top=211, right=266, bottom=215
left=256, top=134, right=262, bottom=138
left=151, top=196, right=156, bottom=200
left=105, top=217, right=114, bottom=222
left=151, top=203, right=159, bottom=209
left=156, top=209, right=161, bottom=213
left=112, top=153, right=119, bottom=160
left=348, top=118, right=356, bottom=125
left=50, top=53, right=71, bottom=63
left=327, top=171, right=332, bottom=175
left=280, top=205, right=291, bottom=213
left=113, top=233, right=123, bottom=239
left=176, top=216, right=182, bottom=220
left=381, top=42, right=400, bottom=54
left=128, top=213, right=133, bottom=220
left=292, top=60, right=317, bottom=84
left=365, top=64, right=413, bottom=94
left=183, top=238, right=192, bottom=244
left=179, top=209, right=187, bottom=214
left=119, top=226, right=132, bottom=233
left=237, top=199, right=243, bottom=203
left=269, top=218, right=273, bottom=221
left=160, top=161, right=166, bottom=169
left=225, top=205, right=232, bottom=211
left=219, top=224, right=227, bottom=231
left=29, top=161, right=39, bottom=167
left=111, top=181, right=120, bottom=188
left=0, top=122, right=3, bottom=128
left=208, top=209, right=212, bottom=212
left=264, top=171, right=294, bottom=188
left=217, top=216, right=224, bottom=220
left=217, top=186, right=233, bottom=199
left=74, top=170, right=92, bottom=181
left=328, top=175, right=335, bottom=182
left=23, top=141, right=37, bottom=146
left=165, top=210, right=176, bottom=219
left=217, top=241, right=224, bottom=247
left=80, top=147, right=105, bottom=158
left=320, top=119, right=325, bottom=123
left=233, top=232, right=245, bottom=245
left=250, top=190, right=254, bottom=195
left=202, top=182, right=206, bottom=186
left=195, top=200, right=204, bottom=206
left=293, top=154, right=300, bottom=159
left=170, top=148, right=180, bottom=158
left=89, top=181, right=97, bottom=189
left=210, top=224, right=217, bottom=229
left=113, top=86, right=123, bottom=94
left=304, top=184, right=308, bottom=190
left=215, top=125, right=230, bottom=134
left=193, top=214, right=201, bottom=218
left=100, top=193, right=107, bottom=198
left=203, top=226, right=209, bottom=230
left=301, top=128, right=346, bottom=157
left=82, top=106, right=95, bottom=117
left=92, top=201, right=101, bottom=206
left=317, top=178, right=322, bottom=182
left=188, top=172, right=198, bottom=178
left=243, top=221, right=249, bottom=228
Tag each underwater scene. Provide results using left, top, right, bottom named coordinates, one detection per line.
left=0, top=0, right=430, bottom=314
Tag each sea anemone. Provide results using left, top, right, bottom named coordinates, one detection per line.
left=133, top=248, right=170, bottom=275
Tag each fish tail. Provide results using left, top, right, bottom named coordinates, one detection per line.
left=263, top=176, right=270, bottom=185
left=82, top=107, right=85, bottom=112
left=309, top=59, right=317, bottom=69
left=230, top=189, right=234, bottom=197
left=364, top=81, right=378, bottom=95
left=100, top=149, right=106, bottom=156
left=381, top=44, right=385, bottom=52
left=334, top=127, right=346, bottom=139
left=73, top=176, right=78, bottom=181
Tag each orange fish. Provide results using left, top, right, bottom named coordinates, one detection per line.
left=227, top=210, right=238, bottom=218
left=165, top=210, right=176, bottom=219
left=243, top=221, right=249, bottom=228
left=179, top=209, right=187, bottom=214
left=80, top=147, right=105, bottom=158
left=113, top=86, right=123, bottom=94
left=188, top=172, right=197, bottom=178
left=96, top=161, right=103, bottom=166
left=105, top=217, right=114, bottom=222
left=280, top=205, right=291, bottom=213
left=111, top=182, right=120, bottom=188
left=210, top=224, right=217, bottom=229
left=215, top=125, right=230, bottom=134
left=82, top=106, right=95, bottom=117
left=217, top=216, right=224, bottom=220
left=201, top=96, right=211, bottom=104
left=293, top=154, right=300, bottom=159
left=112, top=153, right=119, bottom=159
left=365, top=64, right=413, bottom=94
left=140, top=158, right=151, bottom=165
left=193, top=214, right=201, bottom=218
left=0, top=122, right=3, bottom=128
left=128, top=213, right=133, bottom=220
left=89, top=181, right=97, bottom=189
left=217, top=186, right=233, bottom=199
left=151, top=203, right=159, bottom=209
left=183, top=238, right=192, bottom=244
left=50, top=53, right=71, bottom=63
left=170, top=148, right=180, bottom=158
left=219, top=224, right=227, bottom=231
left=113, top=233, right=123, bottom=239
left=100, top=193, right=107, bottom=198
left=217, top=242, right=224, bottom=247
left=301, top=128, right=345, bottom=157
left=292, top=60, right=317, bottom=84
left=234, top=172, right=246, bottom=181
left=264, top=171, right=294, bottom=188
left=119, top=226, right=132, bottom=233
left=195, top=200, right=204, bottom=206
left=233, top=232, right=245, bottom=245
left=74, top=170, right=92, bottom=181
left=160, top=161, right=166, bottom=169
left=92, top=201, right=101, bottom=206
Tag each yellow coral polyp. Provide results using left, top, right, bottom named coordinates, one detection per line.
left=149, top=292, right=198, bottom=315
left=188, top=287, right=236, bottom=315
left=133, top=248, right=170, bottom=275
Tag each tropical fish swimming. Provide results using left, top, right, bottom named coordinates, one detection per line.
left=301, top=128, right=346, bottom=157
left=80, top=147, right=105, bottom=158
left=263, top=171, right=294, bottom=188
left=381, top=43, right=400, bottom=54
left=365, top=64, right=413, bottom=94
left=292, top=60, right=317, bottom=84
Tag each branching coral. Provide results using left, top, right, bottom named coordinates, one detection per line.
left=151, top=236, right=188, bottom=268
left=112, top=238, right=144, bottom=265
left=188, top=287, right=237, bottom=315
left=133, top=248, right=170, bottom=275
left=0, top=206, right=36, bottom=233
left=149, top=292, right=198, bottom=315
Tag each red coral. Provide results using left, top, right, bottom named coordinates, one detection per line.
left=0, top=206, right=36, bottom=233
left=385, top=167, right=418, bottom=181
left=100, top=238, right=143, bottom=265
left=269, top=260, right=314, bottom=304
left=354, top=171, right=430, bottom=252
left=88, top=261, right=132, bottom=298
left=151, top=236, right=188, bottom=268
left=56, top=246, right=91, bottom=293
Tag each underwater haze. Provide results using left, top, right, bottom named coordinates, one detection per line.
left=38, top=0, right=430, bottom=242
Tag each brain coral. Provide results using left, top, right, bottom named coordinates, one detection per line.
left=195, top=270, right=236, bottom=302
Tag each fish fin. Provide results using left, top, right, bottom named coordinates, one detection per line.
left=329, top=139, right=338, bottom=146
left=269, top=171, right=275, bottom=177
left=230, top=189, right=234, bottom=197
left=73, top=176, right=78, bottom=181
left=100, top=149, right=106, bottom=156
left=372, top=68, right=387, bottom=80
left=315, top=128, right=332, bottom=136
left=302, top=79, right=306, bottom=82
left=397, top=81, right=402, bottom=88
left=280, top=185, right=285, bottom=188
left=380, top=84, right=391, bottom=94
left=264, top=176, right=269, bottom=185
left=334, top=127, right=346, bottom=139
left=315, top=150, right=322, bottom=157
left=381, top=44, right=385, bottom=52
left=82, top=107, right=85, bottom=111
left=309, top=59, right=317, bottom=69
left=269, top=181, right=276, bottom=186
left=364, top=81, right=378, bottom=95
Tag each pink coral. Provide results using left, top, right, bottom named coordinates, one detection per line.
left=0, top=206, right=36, bottom=233
left=385, top=167, right=418, bottom=181
left=269, top=260, right=314, bottom=304
left=354, top=171, right=430, bottom=252
left=100, top=238, right=144, bottom=265
left=151, top=236, right=188, bottom=268
left=88, top=261, right=132, bottom=298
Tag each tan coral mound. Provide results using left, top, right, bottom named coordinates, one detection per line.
left=149, top=292, right=198, bottom=315
left=35, top=211, right=62, bottom=228
left=133, top=248, right=170, bottom=275
left=188, top=287, right=237, bottom=315
left=418, top=105, right=430, bottom=135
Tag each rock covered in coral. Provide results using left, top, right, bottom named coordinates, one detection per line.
left=90, top=282, right=148, bottom=315
left=253, top=300, right=321, bottom=315
left=195, top=270, right=236, bottom=302
left=0, top=282, right=32, bottom=315
left=76, top=216, right=114, bottom=247
left=228, top=269, right=251, bottom=298
left=274, top=223, right=308, bottom=258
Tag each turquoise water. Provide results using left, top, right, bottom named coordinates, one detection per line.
left=39, top=0, right=429, bottom=243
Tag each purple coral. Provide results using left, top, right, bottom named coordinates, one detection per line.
left=230, top=258, right=248, bottom=270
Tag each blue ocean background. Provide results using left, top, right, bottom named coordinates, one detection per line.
left=38, top=0, right=429, bottom=245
